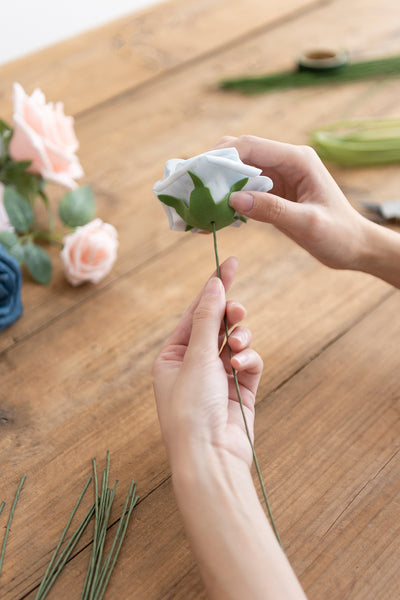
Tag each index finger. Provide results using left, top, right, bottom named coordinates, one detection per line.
left=212, top=135, right=314, bottom=174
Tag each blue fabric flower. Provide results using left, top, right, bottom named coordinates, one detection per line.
left=0, top=244, right=23, bottom=332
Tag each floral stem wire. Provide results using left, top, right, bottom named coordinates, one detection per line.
left=211, top=223, right=282, bottom=547
left=0, top=474, right=27, bottom=575
left=35, top=476, right=94, bottom=600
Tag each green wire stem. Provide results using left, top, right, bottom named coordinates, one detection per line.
left=36, top=503, right=95, bottom=600
left=211, top=223, right=282, bottom=547
left=35, top=475, right=93, bottom=599
left=0, top=474, right=26, bottom=575
left=81, top=452, right=138, bottom=600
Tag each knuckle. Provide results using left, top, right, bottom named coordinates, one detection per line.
left=298, top=144, right=319, bottom=162
left=216, top=135, right=236, bottom=146
left=261, top=195, right=284, bottom=223
left=237, top=134, right=257, bottom=147
left=304, top=207, right=329, bottom=242
left=193, top=299, right=215, bottom=323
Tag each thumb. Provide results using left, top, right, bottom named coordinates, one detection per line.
left=186, top=277, right=226, bottom=361
left=229, top=190, right=308, bottom=234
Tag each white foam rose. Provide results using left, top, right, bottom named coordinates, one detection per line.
left=61, top=219, right=118, bottom=286
left=153, top=148, right=273, bottom=231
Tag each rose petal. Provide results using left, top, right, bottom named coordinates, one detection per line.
left=9, top=82, right=83, bottom=188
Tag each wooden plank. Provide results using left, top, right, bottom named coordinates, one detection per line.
left=0, top=0, right=323, bottom=117
left=19, top=292, right=400, bottom=599
left=0, top=223, right=395, bottom=597
left=1, top=0, right=400, bottom=597
left=1, top=0, right=399, bottom=354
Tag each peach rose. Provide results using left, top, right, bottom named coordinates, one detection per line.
left=8, top=82, right=83, bottom=189
left=61, top=219, right=118, bottom=286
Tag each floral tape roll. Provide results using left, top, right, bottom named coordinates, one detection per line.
left=297, top=49, right=348, bottom=72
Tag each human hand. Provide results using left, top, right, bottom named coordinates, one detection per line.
left=213, top=135, right=369, bottom=271
left=152, top=257, right=263, bottom=469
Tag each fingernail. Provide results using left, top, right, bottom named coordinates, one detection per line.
left=230, top=330, right=245, bottom=344
left=229, top=192, right=254, bottom=212
left=204, top=277, right=222, bottom=296
left=233, top=354, right=245, bottom=367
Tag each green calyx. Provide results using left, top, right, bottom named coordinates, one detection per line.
left=158, top=171, right=248, bottom=232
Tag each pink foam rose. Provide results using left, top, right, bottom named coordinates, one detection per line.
left=0, top=183, right=14, bottom=233
left=8, top=82, right=84, bottom=189
left=61, top=219, right=118, bottom=286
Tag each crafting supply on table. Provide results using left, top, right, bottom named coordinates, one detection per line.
left=220, top=52, right=400, bottom=93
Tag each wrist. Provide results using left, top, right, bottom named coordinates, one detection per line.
left=171, top=436, right=253, bottom=505
left=170, top=442, right=306, bottom=600
left=355, top=219, right=400, bottom=288
left=171, top=443, right=271, bottom=598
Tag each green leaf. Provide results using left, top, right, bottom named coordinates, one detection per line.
left=3, top=186, right=34, bottom=232
left=0, top=119, right=13, bottom=157
left=0, top=119, right=12, bottom=136
left=187, top=171, right=207, bottom=189
left=187, top=173, right=249, bottom=232
left=227, top=177, right=249, bottom=195
left=2, top=162, right=44, bottom=200
left=0, top=231, right=24, bottom=263
left=23, top=242, right=52, bottom=285
left=158, top=194, right=191, bottom=224
left=58, top=185, right=96, bottom=227
left=159, top=174, right=250, bottom=232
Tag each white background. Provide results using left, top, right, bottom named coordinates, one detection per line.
left=1, top=0, right=164, bottom=65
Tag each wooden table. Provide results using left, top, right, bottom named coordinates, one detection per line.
left=1, top=0, right=399, bottom=598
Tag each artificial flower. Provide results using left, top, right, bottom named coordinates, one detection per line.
left=153, top=148, right=273, bottom=232
left=0, top=244, right=23, bottom=332
left=61, top=219, right=118, bottom=286
left=0, top=183, right=14, bottom=233
left=8, top=82, right=83, bottom=189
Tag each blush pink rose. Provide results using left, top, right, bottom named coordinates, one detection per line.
left=0, top=183, right=14, bottom=233
left=61, top=219, right=118, bottom=286
left=8, top=82, right=83, bottom=189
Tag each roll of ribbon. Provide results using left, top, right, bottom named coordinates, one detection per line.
left=297, top=49, right=349, bottom=72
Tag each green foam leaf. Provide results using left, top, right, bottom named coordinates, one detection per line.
left=23, top=242, right=52, bottom=285
left=3, top=186, right=34, bottom=233
left=158, top=172, right=249, bottom=232
left=59, top=185, right=96, bottom=228
left=0, top=231, right=24, bottom=263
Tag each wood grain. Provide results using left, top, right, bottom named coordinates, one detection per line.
left=1, top=0, right=399, bottom=355
left=18, top=293, right=400, bottom=600
left=0, top=0, right=399, bottom=598
left=0, top=0, right=323, bottom=117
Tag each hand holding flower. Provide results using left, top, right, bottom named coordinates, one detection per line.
left=152, top=257, right=306, bottom=600
left=153, top=256, right=262, bottom=467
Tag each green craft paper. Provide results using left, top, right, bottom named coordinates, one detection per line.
left=158, top=171, right=248, bottom=232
